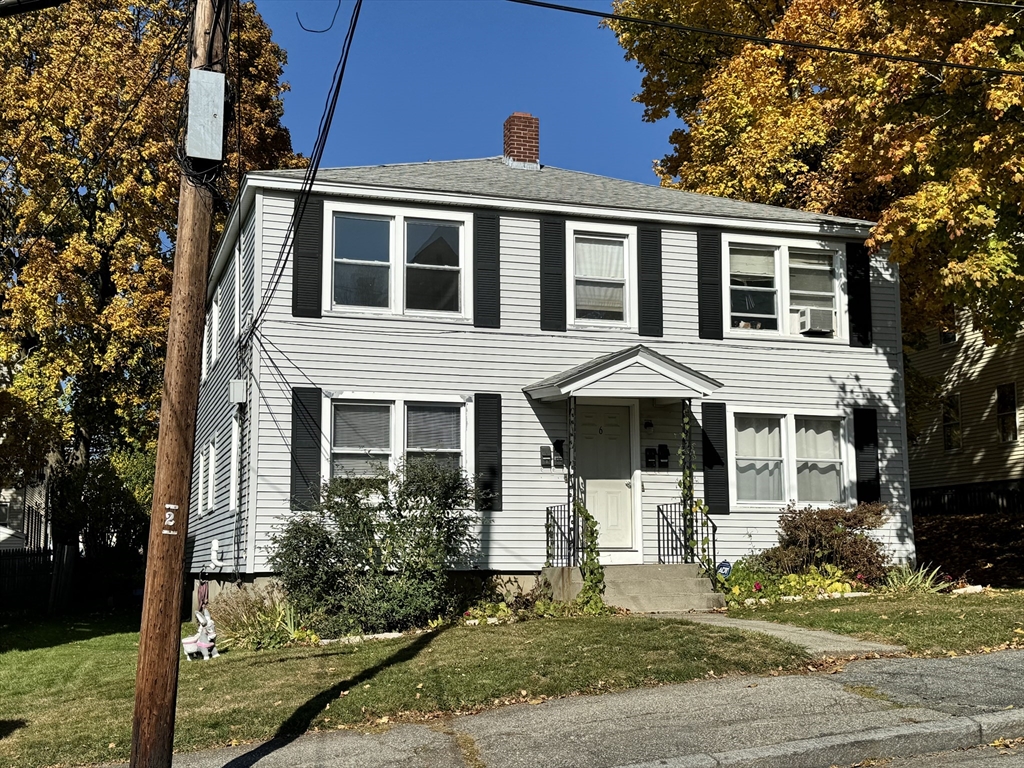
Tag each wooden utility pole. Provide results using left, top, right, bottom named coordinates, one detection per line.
left=130, top=0, right=231, bottom=765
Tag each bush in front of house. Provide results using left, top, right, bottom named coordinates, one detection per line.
left=269, top=459, right=479, bottom=636
left=755, top=502, right=890, bottom=585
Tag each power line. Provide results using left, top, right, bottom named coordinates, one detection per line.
left=247, top=0, right=363, bottom=339
left=931, top=0, right=1024, bottom=9
left=507, top=0, right=1024, bottom=78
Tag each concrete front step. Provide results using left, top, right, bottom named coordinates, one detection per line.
left=602, top=578, right=718, bottom=598
left=542, top=564, right=724, bottom=612
left=607, top=592, right=726, bottom=612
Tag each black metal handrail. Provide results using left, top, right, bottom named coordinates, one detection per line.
left=545, top=503, right=579, bottom=567
left=657, top=501, right=718, bottom=578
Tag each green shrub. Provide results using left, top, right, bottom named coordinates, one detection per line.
left=210, top=583, right=319, bottom=650
left=269, top=459, right=479, bottom=635
left=757, top=502, right=890, bottom=584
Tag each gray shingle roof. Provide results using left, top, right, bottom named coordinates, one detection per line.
left=253, top=157, right=872, bottom=228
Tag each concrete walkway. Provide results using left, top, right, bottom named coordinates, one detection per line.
left=667, top=611, right=907, bottom=657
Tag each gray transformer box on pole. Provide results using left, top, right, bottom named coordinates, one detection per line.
left=186, top=69, right=226, bottom=161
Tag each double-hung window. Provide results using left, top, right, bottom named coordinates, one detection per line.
left=726, top=238, right=842, bottom=338
left=329, top=398, right=466, bottom=478
left=795, top=417, right=843, bottom=502
left=997, top=384, right=1017, bottom=443
left=734, top=413, right=847, bottom=506
left=943, top=394, right=962, bottom=452
left=407, top=405, right=462, bottom=469
left=566, top=222, right=636, bottom=327
left=735, top=415, right=784, bottom=501
left=0, top=503, right=9, bottom=527
left=730, top=245, right=778, bottom=331
left=328, top=204, right=471, bottom=317
left=331, top=403, right=392, bottom=477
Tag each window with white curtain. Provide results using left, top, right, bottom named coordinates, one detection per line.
left=406, top=404, right=462, bottom=468
left=332, top=403, right=392, bottom=477
left=574, top=235, right=626, bottom=322
left=735, top=415, right=784, bottom=501
left=795, top=417, right=843, bottom=502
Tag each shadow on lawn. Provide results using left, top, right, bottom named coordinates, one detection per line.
left=914, top=510, right=1024, bottom=588
left=0, top=720, right=27, bottom=739
left=0, top=612, right=140, bottom=653
left=221, top=628, right=446, bottom=768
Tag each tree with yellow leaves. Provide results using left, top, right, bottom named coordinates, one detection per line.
left=610, top=0, right=1024, bottom=343
left=0, top=0, right=302, bottom=485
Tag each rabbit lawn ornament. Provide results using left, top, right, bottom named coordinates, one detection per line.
left=182, top=608, right=219, bottom=661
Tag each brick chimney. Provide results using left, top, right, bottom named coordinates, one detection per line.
left=503, top=112, right=540, bottom=169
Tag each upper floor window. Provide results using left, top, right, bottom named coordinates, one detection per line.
left=726, top=237, right=842, bottom=339
left=327, top=203, right=472, bottom=318
left=566, top=221, right=637, bottom=328
left=943, top=394, right=962, bottom=452
left=997, top=383, right=1017, bottom=443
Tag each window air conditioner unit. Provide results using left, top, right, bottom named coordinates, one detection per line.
left=798, top=307, right=834, bottom=336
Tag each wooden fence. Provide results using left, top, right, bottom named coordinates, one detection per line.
left=0, top=549, right=53, bottom=613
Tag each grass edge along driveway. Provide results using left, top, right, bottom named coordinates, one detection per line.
left=730, top=590, right=1024, bottom=655
left=0, top=614, right=806, bottom=768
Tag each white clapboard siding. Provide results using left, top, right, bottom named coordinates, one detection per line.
left=236, top=197, right=912, bottom=572
left=187, top=209, right=258, bottom=574
left=909, top=323, right=1024, bottom=490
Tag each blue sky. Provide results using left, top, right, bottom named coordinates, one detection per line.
left=253, top=0, right=674, bottom=185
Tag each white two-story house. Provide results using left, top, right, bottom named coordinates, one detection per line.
left=188, top=113, right=915, bottom=603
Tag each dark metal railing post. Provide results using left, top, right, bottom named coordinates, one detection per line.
left=568, top=395, right=580, bottom=566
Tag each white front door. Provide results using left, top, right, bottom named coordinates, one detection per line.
left=577, top=405, right=634, bottom=551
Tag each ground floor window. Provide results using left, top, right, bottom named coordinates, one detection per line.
left=733, top=412, right=847, bottom=506
left=331, top=398, right=465, bottom=478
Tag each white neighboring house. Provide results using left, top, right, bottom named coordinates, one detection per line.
left=0, top=480, right=47, bottom=551
left=187, top=113, right=915, bottom=594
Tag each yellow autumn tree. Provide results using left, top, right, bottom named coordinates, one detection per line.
left=610, top=0, right=1024, bottom=342
left=0, top=0, right=303, bottom=482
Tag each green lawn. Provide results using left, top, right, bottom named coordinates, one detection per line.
left=0, top=614, right=805, bottom=768
left=730, top=590, right=1024, bottom=654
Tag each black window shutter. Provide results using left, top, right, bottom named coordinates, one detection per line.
left=847, top=241, right=873, bottom=347
left=540, top=217, right=566, bottom=332
left=853, top=408, right=881, bottom=503
left=638, top=225, right=663, bottom=337
left=697, top=227, right=723, bottom=340
left=474, top=211, right=501, bottom=328
left=292, top=196, right=324, bottom=318
left=475, top=393, right=502, bottom=511
left=701, top=401, right=730, bottom=515
left=290, top=387, right=322, bottom=511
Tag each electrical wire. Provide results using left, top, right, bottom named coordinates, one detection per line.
left=247, top=0, right=364, bottom=340
left=13, top=3, right=195, bottom=263
left=929, top=0, right=1024, bottom=9
left=507, top=0, right=1024, bottom=78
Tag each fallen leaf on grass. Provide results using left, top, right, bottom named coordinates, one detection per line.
left=274, top=701, right=282, bottom=706
left=108, top=743, right=116, bottom=749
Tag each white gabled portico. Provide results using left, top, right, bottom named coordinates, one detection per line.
left=524, top=345, right=722, bottom=566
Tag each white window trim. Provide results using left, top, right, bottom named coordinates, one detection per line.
left=200, top=320, right=209, bottom=381
left=197, top=447, right=207, bottom=517
left=726, top=405, right=856, bottom=511
left=997, top=382, right=1018, bottom=444
left=210, top=289, right=221, bottom=366
left=207, top=439, right=217, bottom=514
left=319, top=391, right=474, bottom=484
left=320, top=200, right=474, bottom=321
left=721, top=232, right=848, bottom=343
left=565, top=220, right=638, bottom=331
left=229, top=411, right=240, bottom=512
